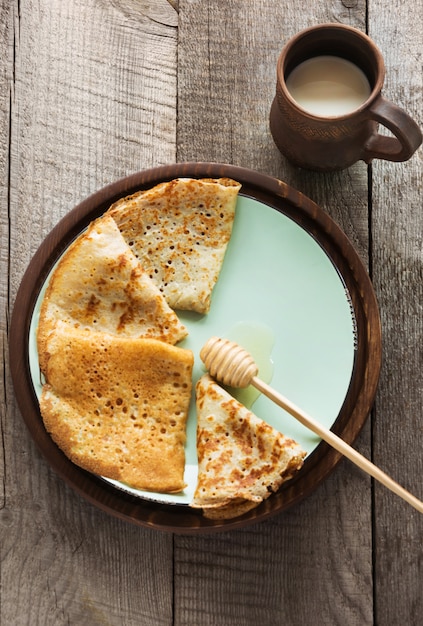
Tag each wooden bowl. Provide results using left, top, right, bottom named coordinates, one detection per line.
left=9, top=162, right=381, bottom=533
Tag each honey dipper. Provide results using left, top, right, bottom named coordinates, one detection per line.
left=200, top=337, right=423, bottom=514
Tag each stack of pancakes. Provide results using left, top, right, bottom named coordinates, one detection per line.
left=38, top=177, right=305, bottom=519
left=38, top=178, right=240, bottom=493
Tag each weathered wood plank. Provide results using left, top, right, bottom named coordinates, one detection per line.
left=177, top=0, right=370, bottom=256
left=369, top=0, right=423, bottom=623
left=0, top=0, right=12, bottom=520
left=2, top=1, right=178, bottom=624
left=9, top=0, right=178, bottom=284
left=176, top=2, right=373, bottom=624
left=175, top=474, right=374, bottom=625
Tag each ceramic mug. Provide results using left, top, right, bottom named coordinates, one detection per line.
left=269, top=23, right=422, bottom=171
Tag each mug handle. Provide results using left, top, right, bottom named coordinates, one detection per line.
left=362, top=95, right=422, bottom=163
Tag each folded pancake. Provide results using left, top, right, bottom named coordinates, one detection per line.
left=192, top=375, right=306, bottom=519
left=40, top=326, right=194, bottom=493
left=106, top=177, right=241, bottom=314
left=37, top=215, right=187, bottom=373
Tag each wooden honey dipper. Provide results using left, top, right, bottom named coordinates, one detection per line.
left=200, top=336, right=423, bottom=514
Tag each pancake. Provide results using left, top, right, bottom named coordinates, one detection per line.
left=37, top=215, right=187, bottom=373
left=191, top=375, right=306, bottom=519
left=40, top=325, right=194, bottom=493
left=106, top=177, right=241, bottom=314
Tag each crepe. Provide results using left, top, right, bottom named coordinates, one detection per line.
left=191, top=375, right=306, bottom=519
left=37, top=215, right=187, bottom=373
left=106, top=177, right=241, bottom=314
left=40, top=325, right=194, bottom=493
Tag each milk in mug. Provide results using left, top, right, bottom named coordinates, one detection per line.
left=286, top=55, right=371, bottom=117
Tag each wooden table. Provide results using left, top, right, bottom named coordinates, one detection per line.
left=1, top=1, right=421, bottom=624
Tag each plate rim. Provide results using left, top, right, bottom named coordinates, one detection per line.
left=9, top=162, right=382, bottom=533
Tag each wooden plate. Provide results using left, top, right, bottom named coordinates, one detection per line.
left=9, top=163, right=381, bottom=533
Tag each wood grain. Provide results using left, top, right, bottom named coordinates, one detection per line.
left=2, top=1, right=178, bottom=625
left=0, top=0, right=12, bottom=519
left=176, top=2, right=374, bottom=624
left=369, top=0, right=423, bottom=623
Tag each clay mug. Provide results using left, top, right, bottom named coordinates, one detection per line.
left=269, top=23, right=422, bottom=171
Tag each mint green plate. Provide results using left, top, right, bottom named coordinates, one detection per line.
left=12, top=163, right=381, bottom=531
left=29, top=195, right=356, bottom=505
